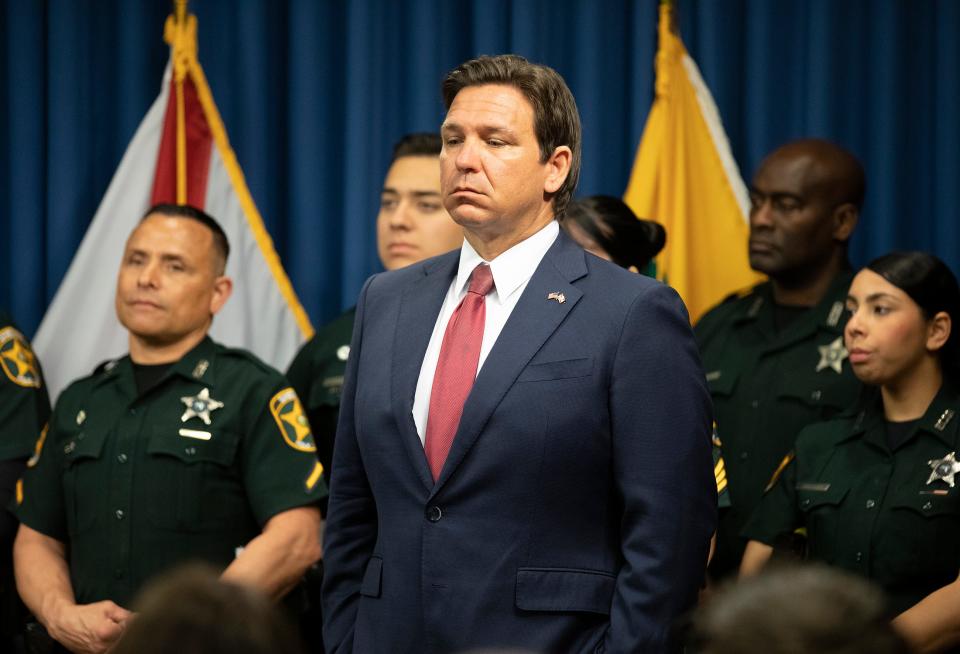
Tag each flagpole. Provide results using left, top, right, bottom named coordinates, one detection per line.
left=170, top=0, right=191, bottom=203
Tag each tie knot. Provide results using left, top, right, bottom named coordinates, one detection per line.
left=467, top=263, right=494, bottom=297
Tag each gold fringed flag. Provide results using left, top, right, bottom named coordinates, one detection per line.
left=624, top=1, right=762, bottom=323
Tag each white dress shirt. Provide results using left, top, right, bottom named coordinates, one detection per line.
left=412, top=220, right=560, bottom=444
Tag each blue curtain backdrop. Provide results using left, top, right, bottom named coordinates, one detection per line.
left=2, top=0, right=958, bottom=337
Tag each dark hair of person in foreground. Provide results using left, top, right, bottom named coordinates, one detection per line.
left=110, top=564, right=305, bottom=654
left=686, top=564, right=911, bottom=654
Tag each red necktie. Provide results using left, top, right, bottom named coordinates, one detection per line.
left=425, top=263, right=495, bottom=481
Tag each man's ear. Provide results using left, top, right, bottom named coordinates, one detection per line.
left=543, top=146, right=572, bottom=194
left=832, top=203, right=858, bottom=243
left=209, top=276, right=233, bottom=316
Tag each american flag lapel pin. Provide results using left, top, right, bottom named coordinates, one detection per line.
left=547, top=291, right=566, bottom=304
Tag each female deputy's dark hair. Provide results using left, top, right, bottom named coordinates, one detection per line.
left=561, top=195, right=666, bottom=272
left=866, top=251, right=960, bottom=379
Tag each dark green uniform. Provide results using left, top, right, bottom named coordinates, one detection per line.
left=285, top=307, right=355, bottom=491
left=695, top=273, right=860, bottom=576
left=0, top=313, right=50, bottom=647
left=744, top=382, right=960, bottom=619
left=14, top=337, right=326, bottom=607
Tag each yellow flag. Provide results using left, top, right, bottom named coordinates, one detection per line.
left=624, top=2, right=762, bottom=323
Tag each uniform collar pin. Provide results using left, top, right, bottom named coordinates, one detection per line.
left=826, top=301, right=844, bottom=327
left=547, top=291, right=566, bottom=304
left=192, top=359, right=210, bottom=379
left=935, top=409, right=955, bottom=432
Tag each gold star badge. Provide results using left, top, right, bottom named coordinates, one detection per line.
left=928, top=452, right=960, bottom=488
left=816, top=336, right=848, bottom=374
left=180, top=388, right=224, bottom=425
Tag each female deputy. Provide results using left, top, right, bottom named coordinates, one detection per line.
left=560, top=195, right=665, bottom=275
left=740, top=252, right=960, bottom=653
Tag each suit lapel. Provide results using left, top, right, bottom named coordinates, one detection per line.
left=431, top=231, right=588, bottom=495
left=392, top=253, right=459, bottom=491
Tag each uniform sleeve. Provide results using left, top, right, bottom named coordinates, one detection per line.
left=12, top=408, right=68, bottom=542
left=741, top=453, right=801, bottom=545
left=0, top=323, right=51, bottom=460
left=239, top=375, right=327, bottom=525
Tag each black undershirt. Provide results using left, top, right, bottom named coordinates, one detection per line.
left=885, top=418, right=920, bottom=451
left=132, top=362, right=173, bottom=395
left=773, top=303, right=809, bottom=333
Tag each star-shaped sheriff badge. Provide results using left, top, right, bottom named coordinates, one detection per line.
left=816, top=337, right=848, bottom=374
left=927, top=451, right=960, bottom=488
left=180, top=388, right=224, bottom=425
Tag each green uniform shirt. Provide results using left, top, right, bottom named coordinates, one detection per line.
left=285, top=307, right=355, bottom=484
left=695, top=273, right=860, bottom=575
left=0, top=312, right=50, bottom=461
left=14, top=336, right=327, bottom=607
left=744, top=383, right=960, bottom=617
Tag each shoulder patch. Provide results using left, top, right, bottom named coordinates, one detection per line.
left=269, top=387, right=317, bottom=453
left=0, top=326, right=42, bottom=388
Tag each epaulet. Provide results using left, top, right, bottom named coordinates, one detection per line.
left=93, top=358, right=120, bottom=375
left=218, top=345, right=279, bottom=376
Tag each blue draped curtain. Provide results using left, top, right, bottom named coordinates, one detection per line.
left=2, top=0, right=957, bottom=336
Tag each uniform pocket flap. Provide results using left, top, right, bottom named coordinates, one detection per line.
left=890, top=489, right=960, bottom=517
left=62, top=429, right=108, bottom=465
left=515, top=567, right=615, bottom=614
left=360, top=556, right=382, bottom=598
left=797, top=482, right=849, bottom=511
left=147, top=426, right=240, bottom=466
left=705, top=369, right=739, bottom=396
left=777, top=382, right=852, bottom=411
left=518, top=357, right=593, bottom=382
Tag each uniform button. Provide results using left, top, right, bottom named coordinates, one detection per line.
left=117, top=453, right=128, bottom=463
left=855, top=551, right=863, bottom=562
left=750, top=400, right=759, bottom=408
left=185, top=447, right=197, bottom=456
left=114, top=568, right=124, bottom=579
left=865, top=499, right=876, bottom=509
left=801, top=499, right=811, bottom=508
left=810, top=390, right=822, bottom=401
left=739, top=452, right=749, bottom=461
left=426, top=506, right=442, bottom=522
left=923, top=501, right=933, bottom=511
left=129, top=408, right=137, bottom=416
left=115, top=509, right=125, bottom=520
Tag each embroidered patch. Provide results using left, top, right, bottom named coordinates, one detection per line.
left=270, top=387, right=317, bottom=453
left=26, top=423, right=49, bottom=469
left=0, top=326, right=42, bottom=388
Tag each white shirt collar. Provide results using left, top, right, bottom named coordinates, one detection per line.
left=454, top=221, right=560, bottom=304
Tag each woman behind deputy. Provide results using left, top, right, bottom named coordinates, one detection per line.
left=560, top=195, right=665, bottom=275
left=740, top=251, right=960, bottom=653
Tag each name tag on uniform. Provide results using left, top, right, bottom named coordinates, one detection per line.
left=796, top=482, right=831, bottom=492
left=178, top=428, right=212, bottom=441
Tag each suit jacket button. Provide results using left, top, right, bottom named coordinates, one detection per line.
left=426, top=506, right=442, bottom=522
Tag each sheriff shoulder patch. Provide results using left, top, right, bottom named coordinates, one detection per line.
left=0, top=326, right=42, bottom=388
left=269, top=387, right=317, bottom=453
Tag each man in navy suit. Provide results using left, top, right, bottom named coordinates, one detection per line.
left=321, top=54, right=716, bottom=654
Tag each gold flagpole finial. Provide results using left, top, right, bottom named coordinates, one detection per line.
left=174, top=0, right=188, bottom=25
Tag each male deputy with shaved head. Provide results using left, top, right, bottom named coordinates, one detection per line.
left=696, top=139, right=866, bottom=578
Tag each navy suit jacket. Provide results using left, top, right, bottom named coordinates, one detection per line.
left=321, top=230, right=716, bottom=654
